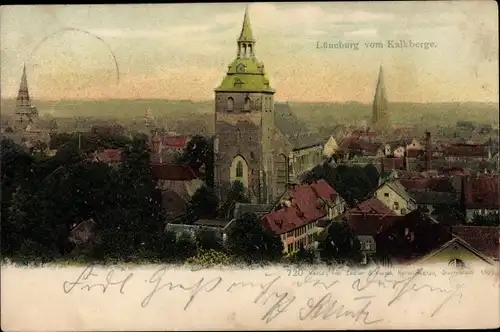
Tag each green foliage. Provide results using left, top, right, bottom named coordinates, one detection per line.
left=432, top=205, right=464, bottom=226
left=175, top=232, right=198, bottom=261
left=185, top=185, right=219, bottom=223
left=225, top=213, right=284, bottom=263
left=219, top=181, right=250, bottom=219
left=319, top=221, right=362, bottom=265
left=1, top=136, right=166, bottom=264
left=286, top=245, right=316, bottom=265
left=186, top=249, right=234, bottom=267
left=302, top=164, right=379, bottom=206
left=49, top=132, right=132, bottom=151
left=195, top=229, right=223, bottom=251
left=178, top=135, right=214, bottom=187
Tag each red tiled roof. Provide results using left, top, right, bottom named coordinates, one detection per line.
left=96, top=149, right=122, bottom=163
left=151, top=164, right=201, bottom=181
left=465, top=175, right=499, bottom=209
left=310, top=179, right=342, bottom=203
left=262, top=181, right=334, bottom=235
left=162, top=136, right=189, bottom=148
left=346, top=213, right=404, bottom=236
left=442, top=144, right=489, bottom=158
left=349, top=198, right=397, bottom=215
left=451, top=226, right=500, bottom=260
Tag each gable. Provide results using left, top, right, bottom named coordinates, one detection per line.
left=418, top=237, right=494, bottom=265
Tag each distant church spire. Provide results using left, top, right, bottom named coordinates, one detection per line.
left=13, top=64, right=38, bottom=129
left=237, top=6, right=256, bottom=58
left=16, top=64, right=31, bottom=109
left=372, top=65, right=389, bottom=131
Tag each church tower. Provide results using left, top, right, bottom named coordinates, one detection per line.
left=13, top=64, right=38, bottom=130
left=214, top=6, right=277, bottom=204
left=371, top=65, right=390, bottom=132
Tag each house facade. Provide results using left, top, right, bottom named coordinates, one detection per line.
left=374, top=180, right=417, bottom=215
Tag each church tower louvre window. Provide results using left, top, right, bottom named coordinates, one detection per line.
left=234, top=79, right=244, bottom=89
left=227, top=97, right=234, bottom=111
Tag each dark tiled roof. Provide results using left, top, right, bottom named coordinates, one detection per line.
left=465, top=175, right=500, bottom=209
left=451, top=226, right=500, bottom=260
left=442, top=144, right=489, bottom=158
left=346, top=213, right=404, bottom=236
left=151, top=164, right=202, bottom=181
left=193, top=219, right=230, bottom=228
left=381, top=157, right=405, bottom=171
left=408, top=189, right=459, bottom=205
left=398, top=177, right=456, bottom=192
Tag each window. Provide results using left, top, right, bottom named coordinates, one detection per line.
left=401, top=208, right=406, bottom=215
left=227, top=97, right=234, bottom=111
left=393, top=202, right=399, bottom=210
left=384, top=192, right=389, bottom=197
left=364, top=241, right=372, bottom=250
left=448, top=259, right=465, bottom=269
left=236, top=129, right=242, bottom=143
left=236, top=161, right=243, bottom=177
left=234, top=79, right=243, bottom=89
left=244, top=97, right=251, bottom=111
left=236, top=64, right=245, bottom=73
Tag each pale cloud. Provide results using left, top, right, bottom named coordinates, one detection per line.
left=1, top=3, right=498, bottom=103
left=344, top=28, right=378, bottom=38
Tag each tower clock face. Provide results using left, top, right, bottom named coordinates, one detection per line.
left=236, top=64, right=245, bottom=73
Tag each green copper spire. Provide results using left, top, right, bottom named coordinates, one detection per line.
left=238, top=6, right=255, bottom=42
left=215, top=6, right=274, bottom=93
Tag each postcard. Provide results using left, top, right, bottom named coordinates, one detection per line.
left=1, top=2, right=499, bottom=331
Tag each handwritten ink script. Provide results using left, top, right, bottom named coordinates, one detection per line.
left=59, top=264, right=499, bottom=327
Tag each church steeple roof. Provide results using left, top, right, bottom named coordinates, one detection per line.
left=16, top=64, right=31, bottom=108
left=372, top=65, right=389, bottom=130
left=238, top=6, right=255, bottom=42
left=215, top=6, right=274, bottom=93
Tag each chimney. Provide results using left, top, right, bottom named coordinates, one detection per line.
left=425, top=131, right=432, bottom=171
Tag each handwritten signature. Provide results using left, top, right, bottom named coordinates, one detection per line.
left=352, top=267, right=463, bottom=317
left=141, top=266, right=223, bottom=310
left=299, top=293, right=383, bottom=324
left=63, top=265, right=134, bottom=294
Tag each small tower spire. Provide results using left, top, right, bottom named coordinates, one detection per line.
left=372, top=65, right=389, bottom=131
left=237, top=6, right=256, bottom=58
left=17, top=63, right=30, bottom=108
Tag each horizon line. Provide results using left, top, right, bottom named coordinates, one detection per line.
left=1, top=97, right=498, bottom=105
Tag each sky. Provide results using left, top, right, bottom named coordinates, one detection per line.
left=1, top=2, right=498, bottom=103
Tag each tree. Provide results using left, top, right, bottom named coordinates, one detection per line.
left=225, top=213, right=283, bottom=263
left=319, top=221, right=362, bottom=265
left=186, top=185, right=219, bottom=223
left=177, top=135, right=214, bottom=187
left=175, top=232, right=198, bottom=261
left=219, top=181, right=250, bottom=219
left=302, top=164, right=378, bottom=206
left=195, top=229, right=223, bottom=251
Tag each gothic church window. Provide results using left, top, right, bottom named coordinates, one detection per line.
left=244, top=97, right=251, bottom=111
left=236, top=161, right=243, bottom=178
left=227, top=97, right=234, bottom=111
